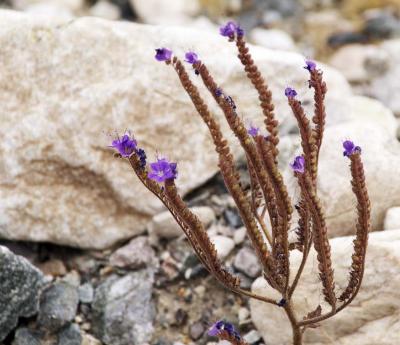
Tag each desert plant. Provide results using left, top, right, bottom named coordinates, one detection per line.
left=110, top=22, right=371, bottom=345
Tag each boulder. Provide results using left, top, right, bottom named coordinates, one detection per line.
left=0, top=10, right=390, bottom=248
left=282, top=101, right=400, bottom=236
left=250, top=230, right=400, bottom=345
left=0, top=246, right=45, bottom=341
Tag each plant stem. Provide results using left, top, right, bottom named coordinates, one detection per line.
left=284, top=301, right=303, bottom=345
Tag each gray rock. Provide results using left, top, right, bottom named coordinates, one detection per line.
left=189, top=321, right=205, bottom=340
left=234, top=247, right=261, bottom=278
left=57, top=324, right=82, bottom=345
left=92, top=269, right=155, bottom=345
left=12, top=328, right=43, bottom=345
left=109, top=236, right=157, bottom=269
left=78, top=283, right=94, bottom=304
left=0, top=246, right=45, bottom=341
left=38, top=282, right=79, bottom=332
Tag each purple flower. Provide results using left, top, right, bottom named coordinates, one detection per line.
left=185, top=51, right=199, bottom=64
left=110, top=133, right=137, bottom=157
left=343, top=140, right=361, bottom=157
left=225, top=95, right=236, bottom=110
left=208, top=320, right=239, bottom=338
left=148, top=157, right=177, bottom=182
left=236, top=24, right=244, bottom=37
left=304, top=59, right=316, bottom=72
left=219, top=21, right=237, bottom=37
left=247, top=125, right=259, bottom=137
left=215, top=88, right=223, bottom=97
left=285, top=87, right=297, bottom=99
left=290, top=155, right=305, bottom=173
left=155, top=48, right=172, bottom=62
left=137, top=148, right=147, bottom=168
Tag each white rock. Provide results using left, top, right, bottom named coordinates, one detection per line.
left=368, top=39, right=400, bottom=117
left=89, top=0, right=121, bottom=20
left=12, top=0, right=84, bottom=12
left=238, top=307, right=250, bottom=323
left=329, top=44, right=384, bottom=83
left=211, top=235, right=235, bottom=259
left=243, top=329, right=261, bottom=344
left=233, top=246, right=261, bottom=278
left=384, top=207, right=400, bottom=230
left=282, top=103, right=400, bottom=237
left=148, top=206, right=215, bottom=239
left=82, top=333, right=102, bottom=345
left=129, top=0, right=200, bottom=25
left=250, top=28, right=297, bottom=52
left=250, top=230, right=400, bottom=345
left=23, top=2, right=75, bottom=20
left=233, top=227, right=247, bottom=244
left=0, top=10, right=391, bottom=248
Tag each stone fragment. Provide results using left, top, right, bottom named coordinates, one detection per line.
left=148, top=207, right=215, bottom=239
left=57, top=324, right=82, bottom=345
left=250, top=230, right=400, bottom=345
left=211, top=235, right=235, bottom=259
left=12, top=328, right=43, bottom=345
left=78, top=283, right=94, bottom=304
left=109, top=236, right=157, bottom=269
left=0, top=246, right=45, bottom=341
left=38, top=282, right=79, bottom=332
left=92, top=269, right=155, bottom=345
left=233, top=247, right=261, bottom=278
left=383, top=206, right=400, bottom=230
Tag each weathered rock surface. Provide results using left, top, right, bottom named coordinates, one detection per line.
left=92, top=268, right=155, bottom=345
left=0, top=246, right=45, bottom=341
left=57, top=324, right=82, bottom=345
left=250, top=230, right=400, bottom=345
left=368, top=39, right=400, bottom=116
left=282, top=99, right=400, bottom=236
left=109, top=235, right=157, bottom=269
left=148, top=207, right=215, bottom=239
left=0, top=10, right=392, bottom=248
left=233, top=246, right=261, bottom=278
left=384, top=206, right=400, bottom=230
left=12, top=328, right=43, bottom=345
left=38, top=282, right=79, bottom=332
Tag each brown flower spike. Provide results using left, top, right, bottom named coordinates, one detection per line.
left=111, top=23, right=371, bottom=345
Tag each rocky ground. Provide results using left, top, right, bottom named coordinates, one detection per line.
left=0, top=1, right=400, bottom=345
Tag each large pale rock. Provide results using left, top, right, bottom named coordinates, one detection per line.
left=282, top=96, right=400, bottom=236
left=0, top=10, right=388, bottom=248
left=250, top=230, right=400, bottom=345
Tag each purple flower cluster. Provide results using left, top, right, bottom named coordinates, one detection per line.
left=110, top=133, right=147, bottom=167
left=219, top=21, right=244, bottom=38
left=304, top=59, right=316, bottom=72
left=208, top=320, right=241, bottom=340
left=290, top=155, right=305, bottom=174
left=148, top=157, right=177, bottom=183
left=215, top=88, right=223, bottom=97
left=247, top=125, right=259, bottom=137
left=343, top=140, right=361, bottom=157
left=110, top=133, right=137, bottom=157
left=155, top=48, right=172, bottom=62
left=285, top=87, right=297, bottom=99
left=185, top=51, right=199, bottom=64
